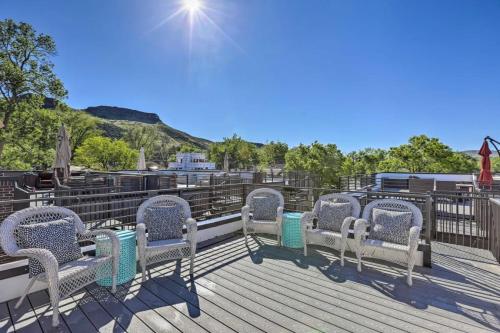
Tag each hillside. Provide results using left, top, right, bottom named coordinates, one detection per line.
left=86, top=106, right=161, bottom=124
left=462, top=150, right=480, bottom=159
left=82, top=105, right=212, bottom=150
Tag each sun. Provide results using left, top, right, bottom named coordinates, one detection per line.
left=183, top=0, right=202, bottom=13
left=153, top=0, right=244, bottom=55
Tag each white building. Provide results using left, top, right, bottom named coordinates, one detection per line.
left=168, top=152, right=216, bottom=170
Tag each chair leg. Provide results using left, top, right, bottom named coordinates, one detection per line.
left=15, top=277, right=37, bottom=309
left=111, top=275, right=117, bottom=293
left=340, top=241, right=346, bottom=267
left=356, top=249, right=362, bottom=272
left=407, top=258, right=416, bottom=287
left=111, top=258, right=118, bottom=293
left=47, top=281, right=60, bottom=327
left=243, top=226, right=248, bottom=243
left=407, top=269, right=413, bottom=287
left=190, top=255, right=195, bottom=275
left=52, top=306, right=60, bottom=327
left=141, top=259, right=147, bottom=282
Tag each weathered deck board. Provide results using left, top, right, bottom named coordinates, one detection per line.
left=142, top=267, right=261, bottom=333
left=56, top=294, right=98, bottom=333
left=27, top=290, right=72, bottom=333
left=246, top=237, right=499, bottom=332
left=153, top=243, right=352, bottom=332
left=146, top=266, right=290, bottom=333
left=110, top=282, right=181, bottom=333
left=196, top=240, right=422, bottom=333
left=69, top=289, right=124, bottom=333
left=0, top=302, right=14, bottom=333
left=1, top=234, right=499, bottom=333
left=6, top=296, right=42, bottom=333
left=84, top=284, right=155, bottom=333
left=129, top=276, right=227, bottom=333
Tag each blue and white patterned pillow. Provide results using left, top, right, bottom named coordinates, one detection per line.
left=252, top=195, right=280, bottom=221
left=317, top=201, right=351, bottom=232
left=145, top=205, right=185, bottom=241
left=17, top=217, right=82, bottom=277
left=368, top=208, right=412, bottom=245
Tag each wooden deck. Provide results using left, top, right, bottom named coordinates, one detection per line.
left=1, top=234, right=499, bottom=333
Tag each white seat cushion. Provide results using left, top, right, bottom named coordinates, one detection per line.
left=247, top=220, right=278, bottom=234
left=363, top=238, right=409, bottom=252
left=147, top=238, right=189, bottom=249
left=306, top=228, right=343, bottom=249
left=39, top=255, right=111, bottom=282
left=306, top=228, right=342, bottom=238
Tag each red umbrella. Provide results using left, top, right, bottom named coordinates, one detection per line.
left=478, top=140, right=493, bottom=188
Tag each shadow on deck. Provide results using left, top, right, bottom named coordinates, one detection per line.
left=1, top=234, right=499, bottom=332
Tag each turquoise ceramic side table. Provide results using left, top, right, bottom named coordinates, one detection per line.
left=282, top=212, right=304, bottom=248
left=96, top=230, right=136, bottom=286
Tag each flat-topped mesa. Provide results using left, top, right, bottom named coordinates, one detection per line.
left=84, top=106, right=162, bottom=124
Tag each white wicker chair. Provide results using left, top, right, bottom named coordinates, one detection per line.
left=301, top=193, right=361, bottom=266
left=0, top=206, right=119, bottom=327
left=136, top=195, right=197, bottom=282
left=354, top=199, right=423, bottom=286
left=241, top=188, right=284, bottom=245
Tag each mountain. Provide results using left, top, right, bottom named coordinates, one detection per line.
left=461, top=150, right=480, bottom=159
left=82, top=105, right=212, bottom=150
left=85, top=106, right=161, bottom=124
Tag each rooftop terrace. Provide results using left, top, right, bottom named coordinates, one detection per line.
left=1, top=234, right=499, bottom=333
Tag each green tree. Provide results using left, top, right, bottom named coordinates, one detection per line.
left=378, top=135, right=477, bottom=173
left=341, top=148, right=386, bottom=175
left=285, top=141, right=344, bottom=187
left=208, top=134, right=259, bottom=170
left=179, top=144, right=201, bottom=153
left=491, top=157, right=500, bottom=173
left=0, top=19, right=66, bottom=159
left=259, top=141, right=288, bottom=168
left=74, top=136, right=138, bottom=171
left=123, top=124, right=160, bottom=158
left=57, top=105, right=101, bottom=156
left=1, top=106, right=59, bottom=169
left=0, top=103, right=101, bottom=169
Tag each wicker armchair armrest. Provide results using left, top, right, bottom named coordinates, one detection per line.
left=241, top=205, right=250, bottom=224
left=276, top=206, right=284, bottom=235
left=17, top=248, right=59, bottom=279
left=276, top=206, right=284, bottom=224
left=185, top=218, right=198, bottom=245
left=80, top=229, right=120, bottom=250
left=341, top=216, right=357, bottom=240
left=301, top=211, right=315, bottom=230
left=354, top=218, right=369, bottom=244
left=136, top=222, right=147, bottom=247
left=80, top=230, right=120, bottom=271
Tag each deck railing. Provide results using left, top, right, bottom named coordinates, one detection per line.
left=1, top=179, right=499, bottom=265
left=490, top=198, right=500, bottom=261
left=338, top=174, right=377, bottom=191
left=0, top=182, right=249, bottom=264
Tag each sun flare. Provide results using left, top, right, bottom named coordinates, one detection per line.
left=183, top=0, right=202, bottom=13
left=152, top=0, right=243, bottom=56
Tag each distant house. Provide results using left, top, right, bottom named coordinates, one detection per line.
left=168, top=152, right=216, bottom=170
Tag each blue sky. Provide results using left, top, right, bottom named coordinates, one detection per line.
left=2, top=0, right=499, bottom=152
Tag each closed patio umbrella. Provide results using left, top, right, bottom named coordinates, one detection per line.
left=223, top=152, right=229, bottom=172
left=478, top=140, right=493, bottom=188
left=137, top=147, right=147, bottom=171
left=54, top=124, right=71, bottom=183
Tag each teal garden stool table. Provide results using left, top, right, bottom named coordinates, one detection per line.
left=282, top=212, right=304, bottom=248
left=96, top=230, right=136, bottom=286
